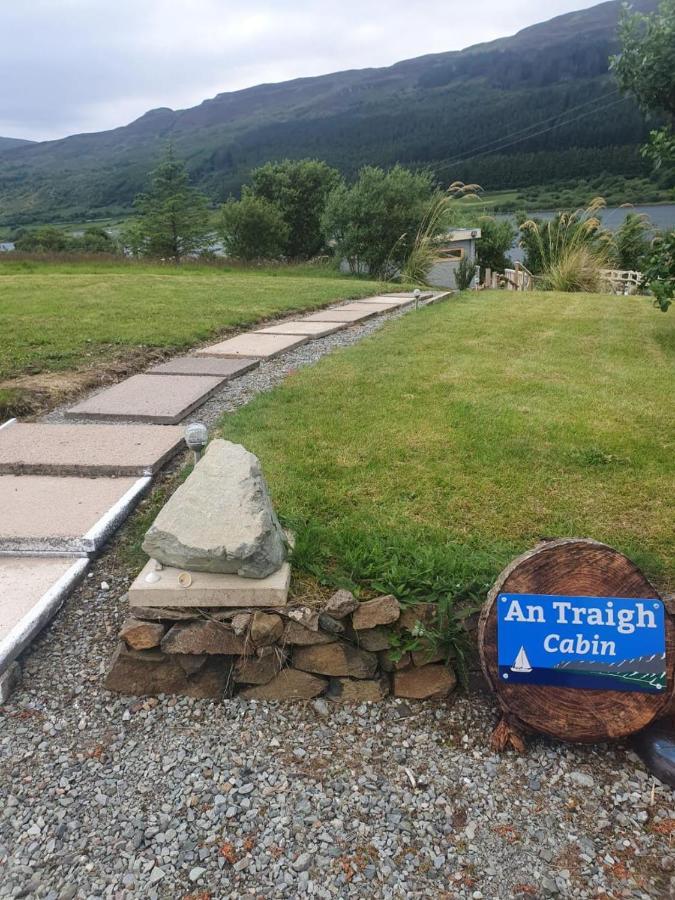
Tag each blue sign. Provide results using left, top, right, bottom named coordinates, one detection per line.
left=497, top=593, right=666, bottom=693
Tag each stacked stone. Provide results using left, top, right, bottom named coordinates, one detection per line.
left=106, top=590, right=457, bottom=702
left=104, top=438, right=456, bottom=702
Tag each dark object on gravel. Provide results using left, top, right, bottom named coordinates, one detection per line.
left=632, top=721, right=675, bottom=788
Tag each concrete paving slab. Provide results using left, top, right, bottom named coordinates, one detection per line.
left=347, top=296, right=414, bottom=307
left=196, top=333, right=308, bottom=359
left=129, top=559, right=291, bottom=607
left=333, top=300, right=405, bottom=311
left=301, top=308, right=380, bottom=323
left=0, top=422, right=185, bottom=476
left=147, top=356, right=259, bottom=378
left=65, top=374, right=226, bottom=424
left=0, top=475, right=148, bottom=554
left=0, top=556, right=89, bottom=675
left=255, top=321, right=346, bottom=337
left=385, top=292, right=434, bottom=300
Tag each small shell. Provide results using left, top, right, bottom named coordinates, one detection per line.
left=178, top=571, right=193, bottom=588
left=144, top=571, right=161, bottom=584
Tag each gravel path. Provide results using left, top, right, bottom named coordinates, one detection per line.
left=3, top=298, right=674, bottom=899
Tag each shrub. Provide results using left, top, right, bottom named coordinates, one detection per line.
left=475, top=216, right=515, bottom=275
left=219, top=193, right=289, bottom=261
left=14, top=226, right=72, bottom=253
left=540, top=245, right=609, bottom=293
left=454, top=254, right=476, bottom=290
left=643, top=229, right=675, bottom=311
left=249, top=159, right=342, bottom=259
left=613, top=212, right=651, bottom=271
left=322, top=165, right=435, bottom=278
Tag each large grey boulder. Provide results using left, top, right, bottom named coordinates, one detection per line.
left=142, top=439, right=287, bottom=578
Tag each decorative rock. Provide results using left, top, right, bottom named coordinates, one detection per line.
left=392, top=664, right=457, bottom=700
left=378, top=650, right=411, bottom=672
left=250, top=611, right=283, bottom=646
left=234, top=651, right=285, bottom=685
left=327, top=677, right=388, bottom=702
left=286, top=607, right=319, bottom=630
left=161, top=620, right=248, bottom=656
left=411, top=645, right=446, bottom=666
left=119, top=617, right=167, bottom=650
left=632, top=722, right=675, bottom=788
left=238, top=668, right=327, bottom=700
left=323, top=589, right=359, bottom=619
left=142, top=439, right=287, bottom=578
left=231, top=612, right=251, bottom=636
left=318, top=613, right=346, bottom=635
left=352, top=594, right=400, bottom=630
left=283, top=621, right=336, bottom=646
left=129, top=605, right=195, bottom=621
left=356, top=625, right=393, bottom=652
left=293, top=643, right=378, bottom=679
left=104, top=644, right=230, bottom=698
left=398, top=602, right=437, bottom=632
left=173, top=653, right=208, bottom=675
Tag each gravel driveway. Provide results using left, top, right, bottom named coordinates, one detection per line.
left=2, top=302, right=674, bottom=899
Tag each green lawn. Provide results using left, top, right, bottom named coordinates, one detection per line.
left=220, top=291, right=675, bottom=608
left=0, top=260, right=390, bottom=382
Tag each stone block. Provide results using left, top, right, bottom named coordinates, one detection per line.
left=293, top=643, right=377, bottom=679
left=352, top=595, right=400, bottom=630
left=255, top=321, right=346, bottom=337
left=161, top=620, right=249, bottom=655
left=66, top=374, right=227, bottom=424
left=392, top=664, right=457, bottom=700
left=129, top=561, right=290, bottom=608
left=301, top=308, right=379, bottom=323
left=119, top=617, right=166, bottom=650
left=398, top=602, right=437, bottom=632
left=283, top=621, right=336, bottom=646
left=196, top=333, right=308, bottom=359
left=411, top=645, right=446, bottom=666
left=250, top=611, right=283, bottom=646
left=355, top=625, right=392, bottom=652
left=327, top=677, right=389, bottom=702
left=377, top=650, right=411, bottom=672
left=148, top=356, right=259, bottom=377
left=238, top=668, right=327, bottom=700
left=143, top=439, right=287, bottom=577
left=323, top=589, right=358, bottom=619
left=234, top=650, right=286, bottom=685
left=0, top=423, right=185, bottom=476
left=104, top=643, right=231, bottom=698
left=0, top=475, right=143, bottom=554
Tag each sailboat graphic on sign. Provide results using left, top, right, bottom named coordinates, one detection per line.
left=511, top=646, right=532, bottom=673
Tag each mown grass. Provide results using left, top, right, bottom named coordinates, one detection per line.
left=219, top=291, right=675, bottom=608
left=0, top=259, right=391, bottom=381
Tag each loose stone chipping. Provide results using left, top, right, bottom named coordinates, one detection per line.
left=143, top=439, right=287, bottom=578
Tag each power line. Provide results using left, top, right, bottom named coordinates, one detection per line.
left=433, top=92, right=626, bottom=176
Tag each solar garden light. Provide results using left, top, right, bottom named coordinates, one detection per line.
left=414, top=288, right=421, bottom=309
left=185, top=422, right=208, bottom=464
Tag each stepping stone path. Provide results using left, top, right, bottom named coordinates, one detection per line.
left=196, top=332, right=308, bottom=359
left=66, top=373, right=228, bottom=424
left=0, top=422, right=184, bottom=475
left=0, top=290, right=448, bottom=693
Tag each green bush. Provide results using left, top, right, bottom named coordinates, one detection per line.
left=475, top=216, right=515, bottom=274
left=644, top=229, right=675, bottom=311
left=454, top=254, right=475, bottom=290
left=249, top=159, right=341, bottom=260
left=219, top=193, right=290, bottom=261
left=322, top=165, right=435, bottom=278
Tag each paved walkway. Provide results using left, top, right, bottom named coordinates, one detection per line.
left=0, top=292, right=445, bottom=693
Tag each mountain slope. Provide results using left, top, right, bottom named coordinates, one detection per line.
left=0, top=0, right=659, bottom=225
left=0, top=137, right=34, bottom=151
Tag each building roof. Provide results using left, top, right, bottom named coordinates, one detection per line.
left=446, top=228, right=481, bottom=241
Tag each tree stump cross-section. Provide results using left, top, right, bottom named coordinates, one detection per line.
left=478, top=538, right=674, bottom=745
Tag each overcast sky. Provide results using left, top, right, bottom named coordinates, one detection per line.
left=1, top=0, right=600, bottom=142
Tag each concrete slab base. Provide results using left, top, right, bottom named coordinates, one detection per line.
left=333, top=301, right=405, bottom=311
left=0, top=556, right=89, bottom=676
left=301, top=308, right=379, bottom=323
left=66, top=374, right=227, bottom=424
left=147, top=356, right=259, bottom=378
left=345, top=296, right=414, bottom=307
left=0, top=475, right=149, bottom=554
left=385, top=292, right=434, bottom=300
left=0, top=422, right=185, bottom=476
left=255, top=321, right=346, bottom=338
left=129, top=559, right=291, bottom=607
left=196, top=333, right=308, bottom=359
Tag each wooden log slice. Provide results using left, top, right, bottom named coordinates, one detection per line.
left=479, top=538, right=674, bottom=743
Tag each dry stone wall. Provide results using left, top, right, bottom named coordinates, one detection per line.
left=105, top=592, right=457, bottom=703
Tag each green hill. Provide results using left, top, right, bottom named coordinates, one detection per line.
left=0, top=0, right=662, bottom=225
